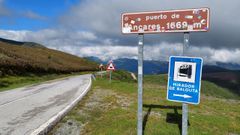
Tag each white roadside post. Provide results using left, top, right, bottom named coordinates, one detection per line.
left=182, top=32, right=190, bottom=135
left=137, top=33, right=144, bottom=135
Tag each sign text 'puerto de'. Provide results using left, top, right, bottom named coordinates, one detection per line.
left=122, top=8, right=209, bottom=33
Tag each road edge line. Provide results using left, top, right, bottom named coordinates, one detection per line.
left=30, top=75, right=92, bottom=135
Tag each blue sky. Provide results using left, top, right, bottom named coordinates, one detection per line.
left=1, top=0, right=79, bottom=30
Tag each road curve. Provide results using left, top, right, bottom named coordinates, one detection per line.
left=0, top=74, right=92, bottom=135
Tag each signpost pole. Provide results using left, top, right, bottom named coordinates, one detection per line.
left=182, top=103, right=188, bottom=135
left=101, top=68, right=103, bottom=78
left=109, top=70, right=112, bottom=83
left=183, top=32, right=189, bottom=55
left=182, top=32, right=189, bottom=135
left=137, top=33, right=144, bottom=135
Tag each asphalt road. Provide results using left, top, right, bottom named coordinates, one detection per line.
left=0, top=74, right=92, bottom=135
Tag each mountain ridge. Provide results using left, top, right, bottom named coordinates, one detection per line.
left=86, top=56, right=240, bottom=74
left=0, top=38, right=98, bottom=76
left=86, top=56, right=240, bottom=97
left=0, top=38, right=45, bottom=48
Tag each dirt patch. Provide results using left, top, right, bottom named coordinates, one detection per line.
left=50, top=87, right=134, bottom=135
left=150, top=111, right=162, bottom=117
left=52, top=119, right=83, bottom=135
left=82, top=88, right=133, bottom=112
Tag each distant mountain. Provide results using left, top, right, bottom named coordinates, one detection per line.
left=86, top=56, right=240, bottom=97
left=202, top=71, right=240, bottom=96
left=85, top=57, right=168, bottom=74
left=85, top=56, right=240, bottom=74
left=202, top=65, right=229, bottom=73
left=0, top=38, right=98, bottom=76
left=216, top=62, right=240, bottom=70
left=113, top=58, right=169, bottom=74
left=86, top=56, right=103, bottom=64
left=0, top=38, right=45, bottom=48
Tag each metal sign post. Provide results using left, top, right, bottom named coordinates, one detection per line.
left=182, top=103, right=188, bottom=135
left=109, top=70, right=112, bottom=83
left=182, top=32, right=189, bottom=135
left=99, top=64, right=103, bottom=78
left=183, top=33, right=189, bottom=55
left=137, top=33, right=144, bottom=135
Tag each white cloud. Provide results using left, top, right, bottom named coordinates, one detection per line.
left=54, top=45, right=138, bottom=61
left=0, top=1, right=46, bottom=20
left=59, top=0, right=240, bottom=49
left=144, top=43, right=183, bottom=61
left=49, top=41, right=240, bottom=65
left=22, top=10, right=46, bottom=20
left=72, top=31, right=97, bottom=40
left=0, top=30, right=30, bottom=41
left=210, top=49, right=240, bottom=64
left=0, top=29, right=98, bottom=46
left=0, top=0, right=11, bottom=17
left=0, top=29, right=239, bottom=65
left=55, top=0, right=240, bottom=64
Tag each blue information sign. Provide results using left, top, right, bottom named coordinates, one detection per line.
left=167, top=56, right=203, bottom=104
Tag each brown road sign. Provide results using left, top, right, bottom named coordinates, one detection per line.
left=121, top=8, right=210, bottom=34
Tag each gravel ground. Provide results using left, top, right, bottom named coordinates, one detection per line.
left=51, top=87, right=133, bottom=135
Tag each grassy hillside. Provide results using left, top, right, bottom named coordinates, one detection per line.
left=0, top=72, right=92, bottom=92
left=51, top=71, right=240, bottom=135
left=145, top=74, right=240, bottom=100
left=203, top=71, right=240, bottom=97
left=0, top=38, right=45, bottom=48
left=0, top=38, right=98, bottom=76
left=0, top=73, right=73, bottom=92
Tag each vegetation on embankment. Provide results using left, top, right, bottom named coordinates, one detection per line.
left=0, top=72, right=91, bottom=92
left=0, top=38, right=98, bottom=76
left=0, top=38, right=99, bottom=91
left=50, top=71, right=240, bottom=135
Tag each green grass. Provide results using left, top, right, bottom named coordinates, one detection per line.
left=144, top=74, right=168, bottom=86
left=51, top=72, right=240, bottom=135
left=201, top=80, right=240, bottom=99
left=0, top=72, right=91, bottom=92
left=97, top=70, right=136, bottom=83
